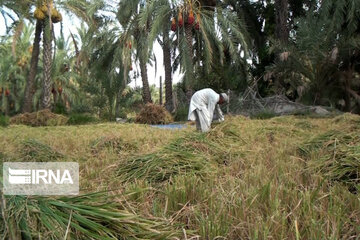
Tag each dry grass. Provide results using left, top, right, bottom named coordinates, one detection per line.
left=10, top=109, right=68, bottom=127
left=1, top=114, right=360, bottom=239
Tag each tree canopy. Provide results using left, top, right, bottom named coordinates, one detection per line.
left=0, top=0, right=359, bottom=117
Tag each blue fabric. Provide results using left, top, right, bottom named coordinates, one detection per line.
left=151, top=124, right=186, bottom=129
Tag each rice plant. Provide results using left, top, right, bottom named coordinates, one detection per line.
left=299, top=130, right=360, bottom=192
left=0, top=192, right=180, bottom=240
left=118, top=134, right=216, bottom=183
left=90, top=136, right=139, bottom=155
left=21, top=139, right=64, bottom=162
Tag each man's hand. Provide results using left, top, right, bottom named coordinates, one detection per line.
left=213, top=117, right=224, bottom=123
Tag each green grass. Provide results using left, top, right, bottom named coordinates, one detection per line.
left=173, top=105, right=189, bottom=121
left=0, top=115, right=9, bottom=127
left=251, top=110, right=277, bottom=119
left=1, top=114, right=360, bottom=239
left=67, top=113, right=98, bottom=125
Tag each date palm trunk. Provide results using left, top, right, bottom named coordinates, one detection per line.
left=23, top=20, right=42, bottom=113
left=42, top=17, right=53, bottom=109
left=163, top=27, right=173, bottom=112
left=344, top=65, right=355, bottom=111
left=139, top=57, right=152, bottom=103
left=275, top=0, right=289, bottom=44
left=185, top=23, right=194, bottom=102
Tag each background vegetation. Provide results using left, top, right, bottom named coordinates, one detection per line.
left=0, top=0, right=358, bottom=120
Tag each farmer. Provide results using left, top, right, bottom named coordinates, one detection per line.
left=188, top=88, right=229, bottom=132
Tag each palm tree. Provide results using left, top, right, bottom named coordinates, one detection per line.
left=0, top=22, right=34, bottom=115
left=23, top=20, right=42, bottom=112
left=162, top=22, right=174, bottom=111
left=0, top=36, right=16, bottom=115
left=142, top=0, right=249, bottom=100
left=139, top=0, right=173, bottom=110
left=41, top=1, right=53, bottom=109
left=274, top=0, right=289, bottom=44
left=0, top=0, right=39, bottom=113
left=118, top=0, right=153, bottom=104
left=138, top=36, right=153, bottom=103
left=320, top=0, right=360, bottom=110
left=40, top=0, right=65, bottom=109
left=21, top=0, right=101, bottom=112
left=78, top=21, right=130, bottom=119
left=0, top=0, right=33, bottom=31
left=266, top=0, right=360, bottom=110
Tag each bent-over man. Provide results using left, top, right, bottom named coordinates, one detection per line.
left=188, top=88, right=228, bottom=132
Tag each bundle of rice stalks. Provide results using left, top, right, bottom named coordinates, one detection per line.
left=135, top=104, right=173, bottom=124
left=118, top=134, right=216, bottom=183
left=20, top=139, right=64, bottom=162
left=299, top=130, right=360, bottom=192
left=298, top=130, right=342, bottom=155
left=206, top=119, right=247, bottom=163
left=1, top=192, right=180, bottom=239
left=10, top=109, right=68, bottom=127
left=118, top=118, right=248, bottom=183
left=90, top=136, right=138, bottom=155
left=332, top=113, right=360, bottom=125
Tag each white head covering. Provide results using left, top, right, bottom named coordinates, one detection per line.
left=220, top=93, right=229, bottom=103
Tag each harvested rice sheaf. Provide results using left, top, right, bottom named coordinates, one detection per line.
left=21, top=139, right=64, bottom=162
left=10, top=109, right=68, bottom=127
left=135, top=103, right=173, bottom=124
left=118, top=120, right=246, bottom=183
left=2, top=192, right=180, bottom=239
left=118, top=134, right=215, bottom=183
left=299, top=130, right=360, bottom=191
left=90, top=136, right=139, bottom=155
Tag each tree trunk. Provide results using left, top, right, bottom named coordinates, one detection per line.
left=344, top=66, right=355, bottom=111
left=23, top=20, right=42, bottom=113
left=115, top=91, right=122, bottom=117
left=185, top=23, right=194, bottom=102
left=42, top=17, right=53, bottom=109
left=344, top=79, right=352, bottom=112
left=346, top=88, right=360, bottom=106
left=163, top=28, right=173, bottom=112
left=275, top=0, right=289, bottom=44
left=139, top=57, right=152, bottom=103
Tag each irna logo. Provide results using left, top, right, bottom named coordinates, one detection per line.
left=8, top=168, right=74, bottom=185
left=3, top=162, right=79, bottom=195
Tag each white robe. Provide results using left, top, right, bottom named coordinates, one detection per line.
left=188, top=88, right=224, bottom=132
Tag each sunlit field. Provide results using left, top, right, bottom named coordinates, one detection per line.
left=1, top=114, right=359, bottom=239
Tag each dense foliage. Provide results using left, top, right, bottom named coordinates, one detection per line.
left=0, top=0, right=359, bottom=118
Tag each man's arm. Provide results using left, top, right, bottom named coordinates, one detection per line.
left=207, top=93, right=224, bottom=123
left=214, top=104, right=224, bottom=122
